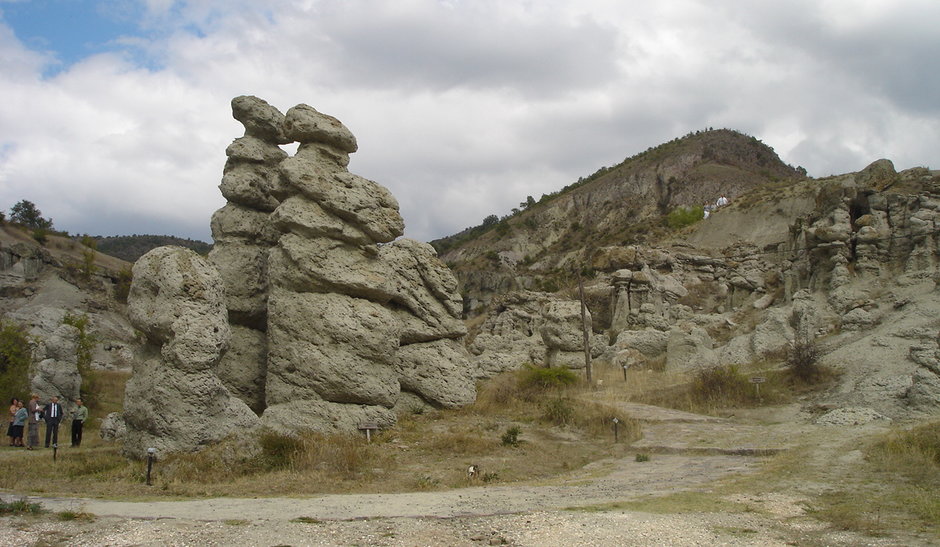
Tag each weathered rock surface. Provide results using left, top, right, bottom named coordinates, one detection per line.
left=30, top=323, right=82, bottom=415
left=123, top=246, right=259, bottom=458
left=140, top=96, right=479, bottom=441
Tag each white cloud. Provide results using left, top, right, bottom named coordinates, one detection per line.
left=0, top=0, right=938, bottom=243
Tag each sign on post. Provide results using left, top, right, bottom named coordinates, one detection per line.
left=750, top=376, right=766, bottom=400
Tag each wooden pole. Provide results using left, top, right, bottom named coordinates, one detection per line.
left=579, top=277, right=593, bottom=384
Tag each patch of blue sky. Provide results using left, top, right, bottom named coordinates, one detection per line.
left=1, top=0, right=151, bottom=75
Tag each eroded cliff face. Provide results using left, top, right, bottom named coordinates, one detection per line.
left=123, top=97, right=476, bottom=456
left=468, top=160, right=940, bottom=421
left=439, top=130, right=802, bottom=313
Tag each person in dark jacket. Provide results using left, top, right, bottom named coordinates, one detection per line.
left=44, top=396, right=63, bottom=448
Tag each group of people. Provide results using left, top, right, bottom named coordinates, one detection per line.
left=703, top=195, right=730, bottom=219
left=5, top=395, right=88, bottom=450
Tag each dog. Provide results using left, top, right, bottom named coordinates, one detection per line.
left=466, top=464, right=481, bottom=481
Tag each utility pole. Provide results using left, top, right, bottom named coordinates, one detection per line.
left=579, top=277, right=593, bottom=385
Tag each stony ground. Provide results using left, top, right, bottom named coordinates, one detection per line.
left=2, top=402, right=934, bottom=546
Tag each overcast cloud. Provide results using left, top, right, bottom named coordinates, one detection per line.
left=0, top=0, right=937, bottom=242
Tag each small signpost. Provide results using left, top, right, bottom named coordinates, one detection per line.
left=612, top=417, right=620, bottom=443
left=750, top=376, right=766, bottom=401
left=358, top=422, right=379, bottom=443
left=622, top=364, right=629, bottom=382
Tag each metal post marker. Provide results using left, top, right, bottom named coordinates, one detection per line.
left=612, top=417, right=620, bottom=443
left=146, top=447, right=156, bottom=486
left=750, top=376, right=766, bottom=402
left=622, top=364, right=629, bottom=381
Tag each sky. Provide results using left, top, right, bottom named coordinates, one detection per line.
left=0, top=0, right=938, bottom=243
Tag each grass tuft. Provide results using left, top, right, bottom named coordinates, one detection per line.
left=0, top=497, right=43, bottom=515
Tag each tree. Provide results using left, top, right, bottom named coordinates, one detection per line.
left=0, top=320, right=32, bottom=405
left=10, top=200, right=53, bottom=230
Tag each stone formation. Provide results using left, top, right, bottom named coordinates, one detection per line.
left=123, top=96, right=475, bottom=457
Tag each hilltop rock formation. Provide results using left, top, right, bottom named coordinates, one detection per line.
left=124, top=96, right=476, bottom=454
left=437, top=129, right=802, bottom=313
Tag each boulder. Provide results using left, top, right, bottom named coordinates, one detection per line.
left=99, top=412, right=126, bottom=441
left=124, top=246, right=259, bottom=458
left=231, top=95, right=291, bottom=145
left=216, top=325, right=267, bottom=414
left=283, top=103, right=358, bottom=152
left=30, top=324, right=82, bottom=413
left=612, top=328, right=670, bottom=359
left=265, top=290, right=401, bottom=408
left=665, top=326, right=718, bottom=371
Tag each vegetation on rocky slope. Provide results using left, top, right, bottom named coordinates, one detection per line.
left=94, top=234, right=212, bottom=262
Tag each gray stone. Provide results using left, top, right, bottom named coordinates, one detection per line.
left=124, top=246, right=259, bottom=458
left=283, top=103, right=358, bottom=152
left=396, top=339, right=476, bottom=409
left=231, top=95, right=291, bottom=144
left=216, top=325, right=267, bottom=414
left=613, top=328, right=670, bottom=359
left=266, top=290, right=401, bottom=408
left=99, top=412, right=126, bottom=441
left=226, top=135, right=289, bottom=164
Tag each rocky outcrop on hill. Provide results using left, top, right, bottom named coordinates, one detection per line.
left=465, top=161, right=940, bottom=420
left=124, top=96, right=476, bottom=452
left=439, top=130, right=802, bottom=313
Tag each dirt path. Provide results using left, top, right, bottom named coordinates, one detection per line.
left=0, top=404, right=922, bottom=546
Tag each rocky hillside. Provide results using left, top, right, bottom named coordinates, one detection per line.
left=0, top=224, right=139, bottom=415
left=434, top=129, right=802, bottom=313
left=463, top=146, right=940, bottom=423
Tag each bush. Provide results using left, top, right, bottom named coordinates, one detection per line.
left=690, top=365, right=752, bottom=407
left=0, top=320, right=32, bottom=405
left=0, top=497, right=43, bottom=515
left=501, top=426, right=521, bottom=447
left=666, top=205, right=704, bottom=229
left=31, top=228, right=49, bottom=245
left=63, top=313, right=100, bottom=407
left=518, top=365, right=578, bottom=393
left=787, top=339, right=821, bottom=382
left=258, top=431, right=305, bottom=470
left=542, top=397, right=574, bottom=426
left=115, top=266, right=133, bottom=303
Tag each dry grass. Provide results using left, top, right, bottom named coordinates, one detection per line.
left=0, top=369, right=640, bottom=499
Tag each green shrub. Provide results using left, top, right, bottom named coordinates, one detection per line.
left=115, top=266, right=133, bottom=303
left=63, top=313, right=100, bottom=407
left=501, top=426, right=521, bottom=447
left=0, top=497, right=43, bottom=515
left=31, top=228, right=49, bottom=245
left=0, top=320, right=32, bottom=405
left=518, top=365, right=578, bottom=392
left=635, top=453, right=651, bottom=462
left=666, top=205, right=704, bottom=229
